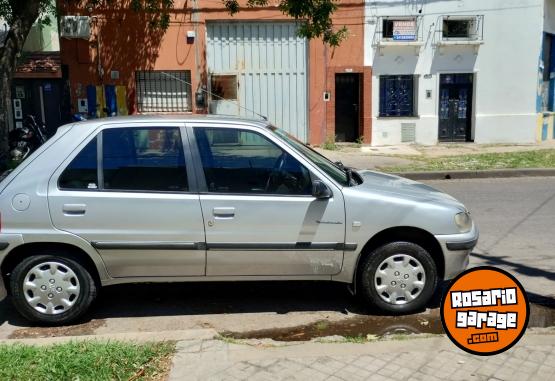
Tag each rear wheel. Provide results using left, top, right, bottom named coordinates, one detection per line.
left=359, top=242, right=437, bottom=314
left=10, top=255, right=97, bottom=325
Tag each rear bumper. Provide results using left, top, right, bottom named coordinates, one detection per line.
left=435, top=225, right=479, bottom=280
left=0, top=234, right=25, bottom=302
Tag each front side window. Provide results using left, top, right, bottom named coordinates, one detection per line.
left=59, top=137, right=98, bottom=190
left=102, top=127, right=188, bottom=192
left=194, top=128, right=312, bottom=195
left=269, top=127, right=350, bottom=186
left=379, top=75, right=416, bottom=117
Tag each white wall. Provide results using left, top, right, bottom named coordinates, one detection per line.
left=365, top=0, right=544, bottom=145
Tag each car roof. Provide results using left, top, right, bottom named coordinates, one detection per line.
left=70, top=114, right=272, bottom=130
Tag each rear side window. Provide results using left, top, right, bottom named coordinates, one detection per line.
left=102, top=127, right=188, bottom=192
left=59, top=137, right=98, bottom=190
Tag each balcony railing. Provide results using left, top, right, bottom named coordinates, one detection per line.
left=372, top=16, right=424, bottom=55
left=435, top=15, right=484, bottom=45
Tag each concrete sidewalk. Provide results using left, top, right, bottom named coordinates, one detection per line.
left=169, top=330, right=555, bottom=381
left=314, top=141, right=555, bottom=171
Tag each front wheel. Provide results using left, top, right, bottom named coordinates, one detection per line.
left=10, top=255, right=97, bottom=325
left=359, top=242, right=438, bottom=314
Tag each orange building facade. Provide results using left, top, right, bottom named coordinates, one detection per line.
left=58, top=0, right=370, bottom=144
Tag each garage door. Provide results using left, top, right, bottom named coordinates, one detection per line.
left=206, top=22, right=308, bottom=142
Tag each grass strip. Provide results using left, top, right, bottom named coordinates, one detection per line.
left=0, top=340, right=175, bottom=381
left=380, top=149, right=555, bottom=172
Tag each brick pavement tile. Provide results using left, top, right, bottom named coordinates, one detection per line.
left=527, top=350, right=547, bottom=364
left=312, top=356, right=347, bottom=374
left=492, top=367, right=518, bottom=381
left=295, top=367, right=329, bottom=381
left=511, top=347, right=530, bottom=360
left=535, top=364, right=555, bottom=376
left=339, top=365, right=372, bottom=379
left=366, top=374, right=393, bottom=381
left=249, top=370, right=281, bottom=381
left=475, top=363, right=499, bottom=377
left=377, top=367, right=396, bottom=378
left=176, top=340, right=203, bottom=354
left=325, top=376, right=344, bottom=381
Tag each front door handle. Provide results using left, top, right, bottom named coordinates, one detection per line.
left=213, top=207, right=235, bottom=219
left=63, top=204, right=86, bottom=216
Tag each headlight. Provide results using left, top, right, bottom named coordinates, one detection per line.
left=454, top=212, right=472, bottom=233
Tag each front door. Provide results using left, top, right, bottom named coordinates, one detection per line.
left=438, top=74, right=473, bottom=142
left=335, top=74, right=360, bottom=142
left=190, top=125, right=346, bottom=276
left=48, top=124, right=206, bottom=277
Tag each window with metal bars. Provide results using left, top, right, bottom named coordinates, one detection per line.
left=135, top=70, right=192, bottom=113
left=379, top=75, right=416, bottom=117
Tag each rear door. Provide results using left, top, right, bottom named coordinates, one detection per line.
left=189, top=124, right=346, bottom=276
left=48, top=123, right=206, bottom=277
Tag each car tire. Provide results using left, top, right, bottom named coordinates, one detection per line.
left=10, top=255, right=97, bottom=325
left=358, top=241, right=438, bottom=315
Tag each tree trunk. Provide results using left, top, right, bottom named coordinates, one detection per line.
left=0, top=2, right=41, bottom=165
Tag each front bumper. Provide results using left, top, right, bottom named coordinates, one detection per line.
left=435, top=224, right=479, bottom=280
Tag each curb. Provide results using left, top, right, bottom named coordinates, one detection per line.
left=0, top=328, right=218, bottom=346
left=392, top=168, right=555, bottom=180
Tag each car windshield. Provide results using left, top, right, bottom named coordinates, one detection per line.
left=268, top=126, right=351, bottom=186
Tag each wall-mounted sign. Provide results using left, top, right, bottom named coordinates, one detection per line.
left=13, top=99, right=22, bottom=120
left=78, top=98, right=88, bottom=113
left=15, top=86, right=25, bottom=99
left=393, top=20, right=416, bottom=41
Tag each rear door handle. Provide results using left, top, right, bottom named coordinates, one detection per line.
left=63, top=204, right=86, bottom=216
left=213, top=207, right=235, bottom=219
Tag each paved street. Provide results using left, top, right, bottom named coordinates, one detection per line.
left=425, top=177, right=555, bottom=304
left=0, top=177, right=554, bottom=341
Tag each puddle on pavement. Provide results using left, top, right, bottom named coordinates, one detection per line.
left=8, top=319, right=106, bottom=339
left=222, top=304, right=555, bottom=342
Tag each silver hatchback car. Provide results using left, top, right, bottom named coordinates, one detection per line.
left=0, top=115, right=478, bottom=324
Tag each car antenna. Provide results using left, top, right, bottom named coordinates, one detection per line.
left=160, top=72, right=270, bottom=122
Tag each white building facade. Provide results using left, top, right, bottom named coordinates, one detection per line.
left=364, top=0, right=555, bottom=145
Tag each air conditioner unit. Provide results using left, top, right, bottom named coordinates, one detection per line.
left=60, top=16, right=90, bottom=39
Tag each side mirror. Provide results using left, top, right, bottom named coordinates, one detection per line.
left=312, top=180, right=332, bottom=199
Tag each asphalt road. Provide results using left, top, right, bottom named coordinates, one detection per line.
left=425, top=176, right=555, bottom=304
left=0, top=176, right=553, bottom=339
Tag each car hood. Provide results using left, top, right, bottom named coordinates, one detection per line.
left=354, top=170, right=465, bottom=210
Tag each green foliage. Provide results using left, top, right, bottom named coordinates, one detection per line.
left=1, top=0, right=343, bottom=43
left=0, top=341, right=175, bottom=380
left=130, top=0, right=175, bottom=29
left=224, top=0, right=347, bottom=46
left=322, top=135, right=338, bottom=151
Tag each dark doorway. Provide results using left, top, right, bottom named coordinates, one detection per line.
left=335, top=73, right=360, bottom=142
left=438, top=73, right=473, bottom=142
left=12, top=79, right=67, bottom=136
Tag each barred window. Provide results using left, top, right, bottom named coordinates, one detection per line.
left=379, top=75, right=417, bottom=117
left=136, top=70, right=192, bottom=113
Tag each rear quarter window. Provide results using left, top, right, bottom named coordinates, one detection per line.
left=58, top=137, right=98, bottom=190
